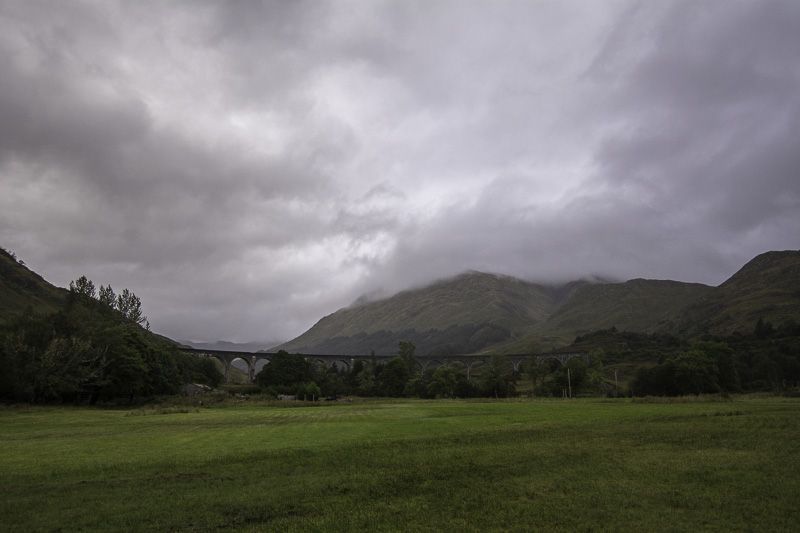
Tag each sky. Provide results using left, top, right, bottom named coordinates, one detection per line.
left=1, top=1, right=799, bottom=344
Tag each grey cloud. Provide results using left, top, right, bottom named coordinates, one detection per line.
left=591, top=2, right=800, bottom=248
left=1, top=1, right=799, bottom=342
left=360, top=1, right=800, bottom=294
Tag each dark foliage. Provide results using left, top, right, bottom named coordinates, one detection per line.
left=478, top=355, right=516, bottom=398
left=254, top=350, right=314, bottom=393
left=572, top=328, right=688, bottom=365
left=0, top=287, right=222, bottom=403
left=631, top=319, right=800, bottom=395
left=253, top=341, right=505, bottom=399
left=377, top=358, right=411, bottom=396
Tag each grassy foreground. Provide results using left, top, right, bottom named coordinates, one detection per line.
left=1, top=398, right=799, bottom=532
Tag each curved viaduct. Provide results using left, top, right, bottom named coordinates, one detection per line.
left=180, top=348, right=588, bottom=383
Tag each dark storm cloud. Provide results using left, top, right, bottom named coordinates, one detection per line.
left=1, top=1, right=798, bottom=342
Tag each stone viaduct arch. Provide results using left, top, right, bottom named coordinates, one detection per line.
left=180, top=348, right=588, bottom=384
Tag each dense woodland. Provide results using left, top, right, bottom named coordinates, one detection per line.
left=628, top=320, right=800, bottom=395
left=0, top=276, right=221, bottom=403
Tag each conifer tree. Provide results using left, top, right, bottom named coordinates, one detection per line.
left=116, top=288, right=149, bottom=329
left=69, top=275, right=96, bottom=298
left=98, top=284, right=116, bottom=308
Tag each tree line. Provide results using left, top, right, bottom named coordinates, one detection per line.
left=250, top=341, right=609, bottom=400
left=251, top=319, right=800, bottom=400
left=70, top=275, right=150, bottom=329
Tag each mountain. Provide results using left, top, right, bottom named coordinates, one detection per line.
left=674, top=250, right=800, bottom=336
left=544, top=279, right=713, bottom=333
left=277, top=250, right=800, bottom=355
left=0, top=248, right=67, bottom=323
left=276, top=272, right=561, bottom=355
left=274, top=272, right=710, bottom=355
left=498, top=278, right=714, bottom=353
left=5, top=245, right=798, bottom=357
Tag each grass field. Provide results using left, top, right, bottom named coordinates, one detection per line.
left=1, top=397, right=799, bottom=532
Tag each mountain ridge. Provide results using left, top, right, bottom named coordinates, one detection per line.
left=277, top=250, right=800, bottom=355
left=673, top=250, right=800, bottom=336
left=3, top=246, right=799, bottom=356
left=282, top=271, right=558, bottom=350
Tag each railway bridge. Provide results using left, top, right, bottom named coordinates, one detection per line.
left=180, top=348, right=588, bottom=383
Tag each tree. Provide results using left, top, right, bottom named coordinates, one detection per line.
left=116, top=289, right=149, bottom=329
left=32, top=337, right=99, bottom=402
left=356, top=363, right=378, bottom=396
left=319, top=364, right=348, bottom=397
left=695, top=341, right=739, bottom=392
left=427, top=365, right=459, bottom=398
left=399, top=341, right=416, bottom=366
left=585, top=350, right=608, bottom=395
left=255, top=351, right=312, bottom=390
left=297, top=381, right=321, bottom=401
left=348, top=360, right=365, bottom=389
left=525, top=358, right=546, bottom=395
left=631, top=349, right=720, bottom=396
left=69, top=276, right=96, bottom=299
left=377, top=357, right=410, bottom=396
left=98, top=285, right=116, bottom=309
left=480, top=355, right=515, bottom=398
left=671, top=350, right=720, bottom=395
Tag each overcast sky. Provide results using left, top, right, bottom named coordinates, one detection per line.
left=2, top=1, right=799, bottom=343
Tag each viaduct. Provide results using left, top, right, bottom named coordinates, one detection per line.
left=180, top=347, right=589, bottom=383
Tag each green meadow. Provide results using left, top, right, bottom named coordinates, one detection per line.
left=2, top=398, right=799, bottom=532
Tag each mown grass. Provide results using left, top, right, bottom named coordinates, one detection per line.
left=1, top=397, right=798, bottom=532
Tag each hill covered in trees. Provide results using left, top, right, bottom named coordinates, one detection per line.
left=0, top=248, right=220, bottom=403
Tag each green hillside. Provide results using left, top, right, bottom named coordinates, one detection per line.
left=277, top=272, right=558, bottom=354
left=0, top=247, right=220, bottom=402
left=545, top=279, right=713, bottom=333
left=499, top=279, right=714, bottom=353
left=277, top=250, right=800, bottom=356
left=0, top=248, right=66, bottom=323
left=674, top=250, right=800, bottom=336
left=0, top=246, right=179, bottom=347
left=277, top=273, right=714, bottom=355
